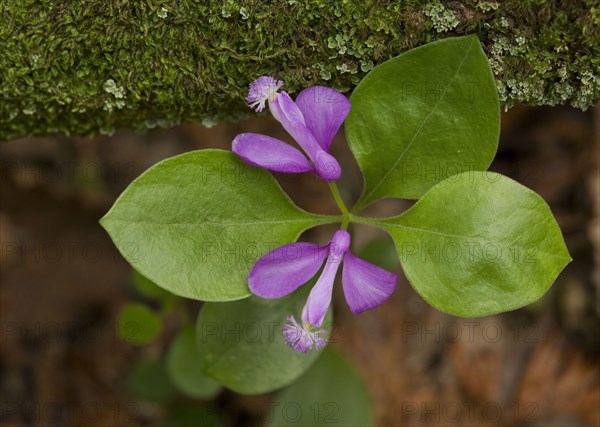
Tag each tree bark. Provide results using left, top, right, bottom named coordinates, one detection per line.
left=1, top=0, right=598, bottom=140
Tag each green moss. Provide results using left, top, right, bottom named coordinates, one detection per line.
left=1, top=0, right=598, bottom=140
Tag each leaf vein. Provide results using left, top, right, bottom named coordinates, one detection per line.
left=105, top=218, right=323, bottom=227
left=382, top=222, right=569, bottom=260
left=361, top=40, right=475, bottom=204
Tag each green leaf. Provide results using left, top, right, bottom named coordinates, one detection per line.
left=346, top=35, right=500, bottom=208
left=118, top=303, right=162, bottom=344
left=267, top=348, right=373, bottom=427
left=129, top=358, right=176, bottom=404
left=166, top=326, right=222, bottom=400
left=369, top=172, right=571, bottom=316
left=196, top=285, right=332, bottom=394
left=101, top=149, right=334, bottom=302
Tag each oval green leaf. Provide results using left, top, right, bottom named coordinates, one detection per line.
left=346, top=35, right=500, bottom=209
left=268, top=348, right=373, bottom=427
left=166, top=326, right=222, bottom=400
left=371, top=172, right=571, bottom=316
left=129, top=358, right=176, bottom=404
left=101, top=149, right=334, bottom=301
left=118, top=303, right=163, bottom=344
left=196, top=286, right=332, bottom=394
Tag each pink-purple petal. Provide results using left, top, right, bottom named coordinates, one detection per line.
left=329, top=229, right=351, bottom=256
left=270, top=92, right=321, bottom=159
left=314, top=150, right=342, bottom=182
left=295, top=86, right=351, bottom=152
left=301, top=257, right=341, bottom=327
left=342, top=252, right=397, bottom=315
left=270, top=92, right=342, bottom=181
left=248, top=242, right=328, bottom=298
left=232, top=133, right=314, bottom=174
left=300, top=230, right=350, bottom=326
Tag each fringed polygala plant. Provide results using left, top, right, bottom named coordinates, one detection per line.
left=101, top=35, right=570, bottom=394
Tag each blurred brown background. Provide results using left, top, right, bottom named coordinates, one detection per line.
left=1, top=105, right=599, bottom=426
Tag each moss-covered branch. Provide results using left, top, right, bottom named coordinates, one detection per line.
left=1, top=0, right=599, bottom=140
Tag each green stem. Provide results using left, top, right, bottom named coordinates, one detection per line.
left=328, top=182, right=349, bottom=216
left=340, top=217, right=350, bottom=230
left=328, top=182, right=350, bottom=230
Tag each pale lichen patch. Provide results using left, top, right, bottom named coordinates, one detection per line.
left=103, top=79, right=127, bottom=112
left=104, top=79, right=126, bottom=99
left=157, top=7, right=168, bottom=19
left=424, top=1, right=459, bottom=33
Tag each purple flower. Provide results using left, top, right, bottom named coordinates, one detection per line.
left=248, top=230, right=397, bottom=353
left=233, top=76, right=351, bottom=182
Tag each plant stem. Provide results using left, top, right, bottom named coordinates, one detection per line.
left=349, top=214, right=381, bottom=227
left=328, top=182, right=350, bottom=230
